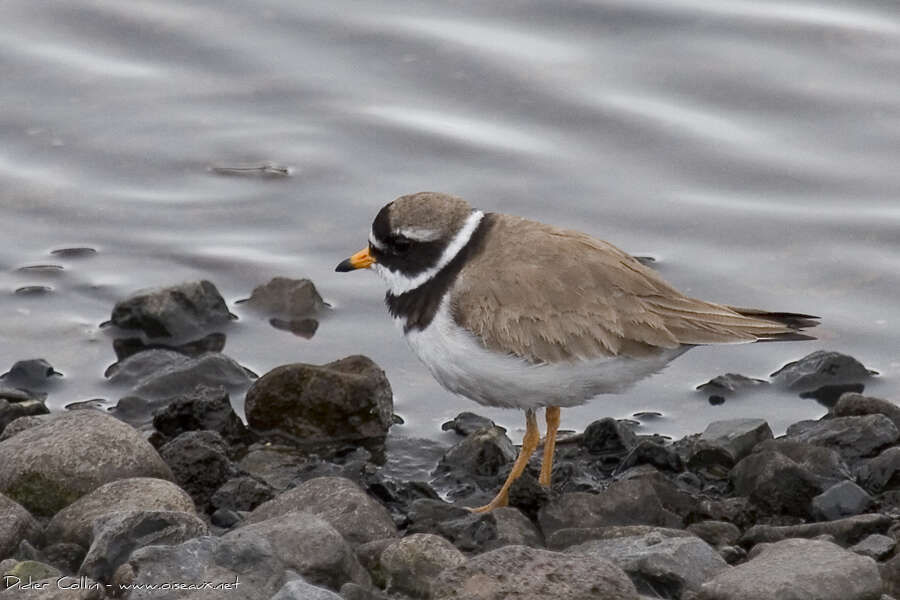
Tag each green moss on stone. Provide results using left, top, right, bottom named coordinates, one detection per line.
left=5, top=471, right=81, bottom=517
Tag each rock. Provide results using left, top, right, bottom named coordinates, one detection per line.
left=581, top=418, right=637, bottom=455
left=41, top=543, right=85, bottom=574
left=799, top=383, right=866, bottom=408
left=339, top=582, right=390, bottom=600
left=0, top=359, right=61, bottom=384
left=270, top=577, right=343, bottom=600
left=380, top=533, right=466, bottom=597
left=786, top=414, right=899, bottom=460
left=741, top=513, right=892, bottom=546
left=45, top=477, right=196, bottom=548
left=812, top=480, right=873, bottom=521
left=547, top=525, right=694, bottom=551
left=405, top=499, right=498, bottom=553
left=211, top=476, right=275, bottom=512
left=439, top=426, right=516, bottom=477
left=0, top=416, right=46, bottom=442
left=1, top=560, right=62, bottom=585
left=239, top=277, right=326, bottom=317
left=248, top=476, right=397, bottom=546
left=108, top=349, right=253, bottom=400
left=618, top=440, right=683, bottom=474
left=491, top=507, right=544, bottom=549
left=0, top=411, right=172, bottom=517
left=113, top=332, right=226, bottom=362
left=0, top=397, right=48, bottom=437
left=687, top=521, right=741, bottom=547
left=753, top=438, right=851, bottom=486
left=432, top=545, right=639, bottom=600
left=697, top=538, right=881, bottom=600
left=696, top=373, right=769, bottom=396
left=441, top=412, right=501, bottom=436
left=835, top=393, right=900, bottom=431
left=0, top=494, right=41, bottom=560
left=730, top=450, right=822, bottom=517
left=771, top=351, right=874, bottom=391
left=211, top=508, right=243, bottom=529
left=698, top=419, right=773, bottom=463
left=859, top=448, right=900, bottom=494
left=850, top=534, right=896, bottom=560
left=150, top=384, right=249, bottom=447
left=538, top=479, right=682, bottom=541
left=881, top=553, right=900, bottom=598
left=354, top=538, right=395, bottom=588
left=245, top=356, right=393, bottom=442
left=237, top=443, right=313, bottom=492
left=568, top=531, right=729, bottom=596
left=79, top=510, right=208, bottom=582
left=158, top=430, right=234, bottom=510
left=109, top=280, right=234, bottom=339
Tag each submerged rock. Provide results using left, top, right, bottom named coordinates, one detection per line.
left=238, top=277, right=326, bottom=318
left=441, top=412, right=500, bottom=437
left=109, top=280, right=234, bottom=339
left=0, top=359, right=62, bottom=385
left=771, top=350, right=874, bottom=391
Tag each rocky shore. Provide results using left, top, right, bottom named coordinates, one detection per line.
left=1, top=279, right=897, bottom=599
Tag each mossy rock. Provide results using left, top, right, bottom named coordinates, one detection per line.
left=5, top=471, right=82, bottom=518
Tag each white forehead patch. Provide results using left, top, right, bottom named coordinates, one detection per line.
left=368, top=229, right=385, bottom=250
left=396, top=227, right=441, bottom=242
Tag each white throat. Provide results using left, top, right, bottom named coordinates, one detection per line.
left=373, top=210, right=484, bottom=296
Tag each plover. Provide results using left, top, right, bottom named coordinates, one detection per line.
left=336, top=192, right=818, bottom=512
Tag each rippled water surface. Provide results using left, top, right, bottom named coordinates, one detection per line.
left=3, top=0, right=900, bottom=444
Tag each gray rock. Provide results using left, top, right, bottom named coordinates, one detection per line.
left=0, top=415, right=46, bottom=442
left=741, top=513, right=892, bottom=546
left=158, top=430, right=234, bottom=510
left=771, top=351, right=874, bottom=391
left=730, top=450, right=822, bottom=517
left=1, top=359, right=61, bottom=384
left=237, top=444, right=310, bottom=492
left=405, top=500, right=498, bottom=553
left=108, top=349, right=253, bottom=400
left=150, top=384, right=249, bottom=447
left=439, top=426, right=516, bottom=477
left=432, top=545, right=639, bottom=600
left=697, top=538, right=881, bottom=600
left=0, top=575, right=103, bottom=599
left=786, top=414, right=899, bottom=460
left=618, top=440, right=684, bottom=473
left=381, top=533, right=466, bottom=597
left=0, top=397, right=48, bottom=437
left=441, top=412, right=500, bottom=436
left=0, top=411, right=172, bottom=517
left=753, top=438, right=851, bottom=486
left=112, top=332, right=226, bottom=362
left=696, top=373, right=768, bottom=396
left=581, top=418, right=637, bottom=454
left=699, top=419, right=773, bottom=463
left=687, top=521, right=741, bottom=547
left=0, top=494, right=41, bottom=560
left=547, top=525, right=694, bottom=551
left=859, top=447, right=900, bottom=494
left=270, top=577, right=343, bottom=600
left=110, top=280, right=234, bottom=339
left=211, top=476, right=274, bottom=512
left=881, top=553, right=900, bottom=598
left=239, top=277, right=326, bottom=318
left=835, top=393, right=900, bottom=432
left=245, top=356, right=393, bottom=442
left=42, top=542, right=86, bottom=574
left=850, top=534, right=896, bottom=561
left=339, top=582, right=389, bottom=600
left=247, top=476, right=397, bottom=546
left=568, top=531, right=729, bottom=596
left=80, top=510, right=208, bottom=582
left=491, top=507, right=544, bottom=549
left=45, top=477, right=196, bottom=548
left=812, top=480, right=873, bottom=521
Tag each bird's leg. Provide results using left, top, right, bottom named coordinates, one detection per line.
left=539, top=406, right=560, bottom=487
left=468, top=408, right=540, bottom=514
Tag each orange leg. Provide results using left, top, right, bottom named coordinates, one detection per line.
left=468, top=409, right=540, bottom=514
left=539, top=406, right=560, bottom=487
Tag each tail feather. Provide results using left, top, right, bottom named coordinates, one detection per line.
left=728, top=307, right=820, bottom=342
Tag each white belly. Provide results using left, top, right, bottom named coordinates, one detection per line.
left=400, top=298, right=687, bottom=410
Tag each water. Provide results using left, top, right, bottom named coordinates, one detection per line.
left=2, top=0, right=899, bottom=445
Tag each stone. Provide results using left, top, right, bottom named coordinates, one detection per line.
left=439, top=426, right=516, bottom=477
left=581, top=418, right=637, bottom=455
left=0, top=411, right=172, bottom=517
left=46, top=478, right=195, bottom=549
left=110, top=280, right=234, bottom=339
left=381, top=533, right=466, bottom=597
left=239, top=277, right=326, bottom=318
left=211, top=508, right=242, bottom=529
left=687, top=521, right=741, bottom=547
left=0, top=416, right=45, bottom=442
left=741, top=513, right=892, bottom=546
left=730, top=450, right=822, bottom=517
left=835, top=393, right=900, bottom=431
left=799, top=383, right=866, bottom=408
left=79, top=510, right=208, bottom=582
left=786, top=414, right=899, bottom=460
left=697, top=538, right=881, bottom=600
left=113, top=332, right=226, bottom=362
left=753, top=438, right=851, bottom=486
left=432, top=545, right=639, bottom=600
left=211, top=476, right=274, bottom=512
left=0, top=494, right=41, bottom=560
left=881, top=553, right=900, bottom=598
left=0, top=359, right=61, bottom=384
left=405, top=499, right=498, bottom=553
left=441, top=412, right=500, bottom=436
left=158, top=430, right=234, bottom=510
left=245, top=355, right=393, bottom=442
left=150, top=384, right=249, bottom=447
left=859, top=447, right=900, bottom=494
left=270, top=577, right=342, bottom=600
left=0, top=398, right=48, bottom=437
left=354, top=538, right=395, bottom=589
left=339, top=582, right=390, bottom=600
left=618, top=440, right=683, bottom=474
left=771, top=351, right=874, bottom=391
left=41, top=543, right=85, bottom=574
left=568, top=531, right=729, bottom=596
left=247, top=476, right=397, bottom=546
left=696, top=373, right=769, bottom=395
left=850, top=534, right=896, bottom=561
left=491, top=507, right=544, bottom=550
left=547, top=525, right=694, bottom=551
left=698, top=419, right=773, bottom=463
left=107, top=349, right=253, bottom=400
left=812, top=480, right=873, bottom=521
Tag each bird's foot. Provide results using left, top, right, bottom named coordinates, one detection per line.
left=466, top=491, right=509, bottom=514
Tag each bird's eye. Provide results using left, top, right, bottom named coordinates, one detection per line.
left=391, top=235, right=412, bottom=253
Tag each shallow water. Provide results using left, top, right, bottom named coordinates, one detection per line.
left=2, top=0, right=899, bottom=445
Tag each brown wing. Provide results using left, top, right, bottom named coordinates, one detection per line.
left=451, top=214, right=817, bottom=364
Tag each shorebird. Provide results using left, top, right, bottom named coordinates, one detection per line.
left=336, top=192, right=818, bottom=513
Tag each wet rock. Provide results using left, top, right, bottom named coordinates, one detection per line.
left=786, top=414, right=899, bottom=460
left=0, top=397, right=49, bottom=437
left=618, top=440, right=683, bottom=474
left=568, top=531, right=729, bottom=596
left=381, top=533, right=466, bottom=597
left=687, top=521, right=741, bottom=547
left=491, top=507, right=544, bottom=549
left=696, top=373, right=768, bottom=397
left=406, top=499, right=498, bottom=553
left=538, top=479, right=682, bottom=541
left=158, top=430, right=235, bottom=511
left=80, top=510, right=208, bottom=582
left=271, top=577, right=343, bottom=600
left=812, top=480, right=873, bottom=521
left=269, top=317, right=319, bottom=338
left=698, top=419, right=773, bottom=463
left=859, top=447, right=900, bottom=494
left=730, top=450, right=822, bottom=517
left=0, top=359, right=62, bottom=385
left=850, top=534, right=896, bottom=560
left=441, top=412, right=500, bottom=436
left=771, top=350, right=875, bottom=391
left=109, top=280, right=234, bottom=339
left=741, top=513, right=892, bottom=546
left=799, top=383, right=866, bottom=407
left=0, top=494, right=41, bottom=560
left=247, top=476, right=397, bottom=546
left=439, top=426, right=516, bottom=477
left=834, top=393, right=900, bottom=431
left=0, top=411, right=172, bottom=517
left=697, top=538, right=881, bottom=600
left=149, top=384, right=249, bottom=448
left=581, top=417, right=637, bottom=455
left=753, top=438, right=851, bottom=486
left=112, top=332, right=226, bottom=362
left=547, top=525, right=693, bottom=551
left=108, top=349, right=253, bottom=400
left=238, top=277, right=326, bottom=317
left=45, top=477, right=196, bottom=548
left=432, top=545, right=639, bottom=600
left=245, top=355, right=393, bottom=442
left=211, top=475, right=274, bottom=512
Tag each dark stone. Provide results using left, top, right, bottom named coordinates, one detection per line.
left=811, top=480, right=873, bottom=521
left=439, top=426, right=515, bottom=477
left=786, top=414, right=899, bottom=460
left=150, top=384, right=249, bottom=448
left=245, top=355, right=393, bottom=443
left=406, top=499, right=498, bottom=553
left=507, top=471, right=551, bottom=521
left=113, top=332, right=226, bottom=362
left=618, top=439, right=684, bottom=474
left=210, top=508, right=243, bottom=529
left=741, top=513, right=892, bottom=546
left=581, top=418, right=637, bottom=455
left=699, top=419, right=774, bottom=463
left=834, top=393, right=900, bottom=432
left=546, top=525, right=693, bottom=551
left=696, top=373, right=768, bottom=395
left=0, top=493, right=42, bottom=560
left=753, top=438, right=851, bottom=486
left=109, top=280, right=234, bottom=339
left=1, top=359, right=62, bottom=384
left=799, top=383, right=865, bottom=408
left=687, top=520, right=741, bottom=547
left=771, top=350, right=874, bottom=391
left=269, top=317, right=319, bottom=339
left=210, top=476, right=274, bottom=512
left=237, top=277, right=326, bottom=317
left=340, top=582, right=390, bottom=600
left=441, top=412, right=500, bottom=436
left=158, top=430, right=234, bottom=511
left=0, top=397, right=49, bottom=436
left=730, top=450, right=822, bottom=517
left=858, top=447, right=900, bottom=494
left=42, top=542, right=87, bottom=574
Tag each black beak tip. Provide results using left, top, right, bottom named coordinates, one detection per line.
left=335, top=258, right=354, bottom=273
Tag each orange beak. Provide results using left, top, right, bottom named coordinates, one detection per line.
left=335, top=246, right=375, bottom=272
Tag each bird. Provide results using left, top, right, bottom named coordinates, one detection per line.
left=336, top=191, right=819, bottom=513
